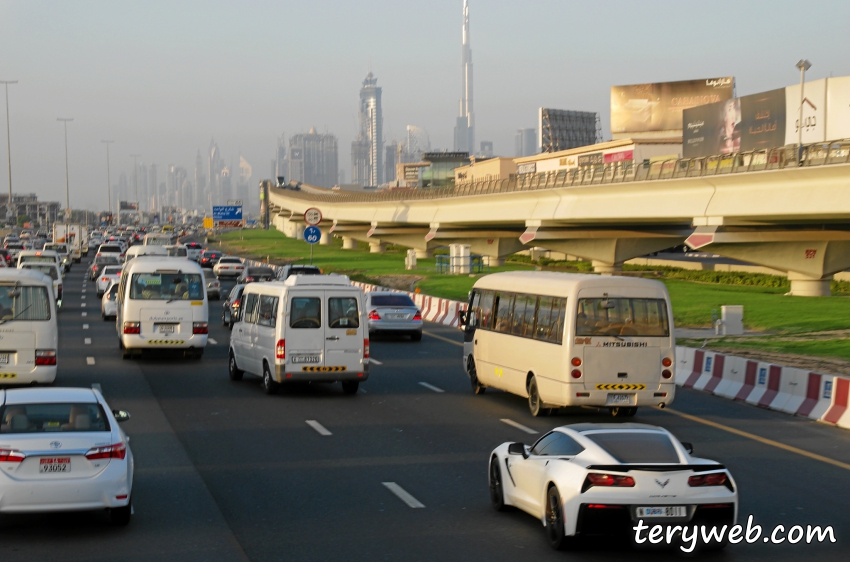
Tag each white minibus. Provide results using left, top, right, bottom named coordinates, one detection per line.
left=125, top=245, right=167, bottom=262
left=0, top=269, right=59, bottom=384
left=460, top=272, right=675, bottom=417
left=228, top=275, right=368, bottom=395
left=115, top=256, right=208, bottom=359
left=143, top=233, right=175, bottom=246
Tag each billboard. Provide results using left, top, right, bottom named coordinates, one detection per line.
left=119, top=201, right=139, bottom=211
left=611, top=77, right=734, bottom=134
left=539, top=108, right=597, bottom=152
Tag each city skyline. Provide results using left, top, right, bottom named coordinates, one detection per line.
left=2, top=0, right=849, bottom=210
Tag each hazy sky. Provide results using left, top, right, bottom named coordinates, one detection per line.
left=2, top=0, right=849, bottom=210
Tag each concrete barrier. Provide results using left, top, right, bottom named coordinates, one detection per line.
left=795, top=372, right=835, bottom=421
left=772, top=367, right=808, bottom=415
left=821, top=376, right=850, bottom=428
left=713, top=354, right=747, bottom=399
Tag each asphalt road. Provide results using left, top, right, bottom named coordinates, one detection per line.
left=1, top=260, right=848, bottom=561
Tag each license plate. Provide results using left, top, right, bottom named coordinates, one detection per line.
left=291, top=355, right=321, bottom=364
left=39, top=457, right=71, bottom=473
left=159, top=324, right=175, bottom=334
left=386, top=313, right=407, bottom=320
left=0, top=354, right=8, bottom=364
left=637, top=506, right=687, bottom=518
left=606, top=393, right=632, bottom=405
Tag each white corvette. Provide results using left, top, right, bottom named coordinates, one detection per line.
left=488, top=423, right=737, bottom=550
left=0, top=387, right=134, bottom=525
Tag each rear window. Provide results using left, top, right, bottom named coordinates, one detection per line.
left=583, top=431, right=680, bottom=463
left=100, top=245, right=121, bottom=252
left=1, top=403, right=110, bottom=433
left=21, top=264, right=59, bottom=280
left=220, top=258, right=241, bottom=264
left=102, top=266, right=122, bottom=275
left=290, top=297, right=321, bottom=329
left=329, top=297, right=360, bottom=328
left=0, top=285, right=52, bottom=322
left=576, top=298, right=669, bottom=337
left=95, top=256, right=120, bottom=265
left=20, top=255, right=56, bottom=264
left=129, top=273, right=204, bottom=300
left=248, top=267, right=274, bottom=276
left=371, top=295, right=415, bottom=307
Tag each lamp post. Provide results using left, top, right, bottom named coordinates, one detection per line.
left=130, top=154, right=140, bottom=221
left=796, top=59, right=812, bottom=162
left=57, top=118, right=73, bottom=222
left=1, top=80, right=17, bottom=225
left=102, top=140, right=114, bottom=223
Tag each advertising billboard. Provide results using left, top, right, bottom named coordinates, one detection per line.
left=539, top=108, right=597, bottom=152
left=119, top=201, right=139, bottom=211
left=611, top=77, right=734, bottom=134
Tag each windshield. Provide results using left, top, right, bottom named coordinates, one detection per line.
left=584, top=431, right=680, bottom=464
left=0, top=403, right=110, bottom=433
left=20, top=256, right=56, bottom=264
left=145, top=237, right=172, bottom=246
left=129, top=273, right=204, bottom=300
left=102, top=266, right=123, bottom=276
left=46, top=245, right=68, bottom=253
left=21, top=265, right=59, bottom=280
left=576, top=297, right=669, bottom=337
left=371, top=294, right=415, bottom=307
left=0, top=284, right=52, bottom=321
left=95, top=256, right=120, bottom=265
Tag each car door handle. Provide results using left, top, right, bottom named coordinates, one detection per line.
left=326, top=336, right=339, bottom=341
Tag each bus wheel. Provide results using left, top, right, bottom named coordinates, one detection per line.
left=468, top=359, right=485, bottom=395
left=610, top=406, right=637, bottom=417
left=527, top=376, right=548, bottom=417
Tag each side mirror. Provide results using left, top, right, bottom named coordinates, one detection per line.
left=681, top=442, right=694, bottom=455
left=112, top=410, right=131, bottom=423
left=508, top=442, right=528, bottom=458
left=458, top=310, right=467, bottom=327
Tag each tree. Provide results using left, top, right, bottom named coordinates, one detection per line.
left=16, top=214, right=30, bottom=228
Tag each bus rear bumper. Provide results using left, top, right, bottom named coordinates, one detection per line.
left=545, top=381, right=676, bottom=408
left=0, top=365, right=58, bottom=385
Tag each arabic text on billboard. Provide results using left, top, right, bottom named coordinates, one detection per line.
left=611, top=77, right=734, bottom=134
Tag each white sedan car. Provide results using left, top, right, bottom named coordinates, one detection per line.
left=213, top=256, right=245, bottom=279
left=101, top=282, right=119, bottom=320
left=489, top=423, right=737, bottom=550
left=96, top=265, right=123, bottom=297
left=0, top=386, right=134, bottom=525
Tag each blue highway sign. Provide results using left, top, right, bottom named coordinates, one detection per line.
left=304, top=225, right=321, bottom=245
left=213, top=205, right=243, bottom=221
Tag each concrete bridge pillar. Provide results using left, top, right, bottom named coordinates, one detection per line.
left=369, top=242, right=386, bottom=254
left=787, top=272, right=832, bottom=297
left=342, top=237, right=357, bottom=250
left=319, top=227, right=332, bottom=245
left=415, top=249, right=433, bottom=259
left=592, top=260, right=624, bottom=275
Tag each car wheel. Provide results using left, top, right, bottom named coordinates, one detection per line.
left=228, top=352, right=243, bottom=381
left=342, top=381, right=359, bottom=395
left=489, top=456, right=507, bottom=512
left=468, top=358, right=486, bottom=395
left=527, top=376, right=548, bottom=417
left=261, top=362, right=279, bottom=395
left=544, top=486, right=571, bottom=550
left=410, top=331, right=422, bottom=342
left=110, top=497, right=132, bottom=526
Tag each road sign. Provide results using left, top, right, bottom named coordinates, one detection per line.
left=203, top=217, right=213, bottom=229
left=304, top=225, right=321, bottom=244
left=227, top=199, right=243, bottom=206
left=304, top=207, right=322, bottom=226
left=213, top=205, right=243, bottom=221
left=216, top=220, right=243, bottom=229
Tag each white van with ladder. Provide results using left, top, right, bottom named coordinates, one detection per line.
left=115, top=256, right=208, bottom=359
left=228, top=275, right=369, bottom=395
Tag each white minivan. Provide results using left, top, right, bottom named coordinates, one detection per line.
left=0, top=269, right=59, bottom=384
left=228, top=275, right=369, bottom=395
left=115, top=256, right=208, bottom=359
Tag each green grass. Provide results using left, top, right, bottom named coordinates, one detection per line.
left=679, top=338, right=850, bottom=361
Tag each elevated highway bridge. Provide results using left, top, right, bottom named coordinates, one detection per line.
left=267, top=141, right=850, bottom=296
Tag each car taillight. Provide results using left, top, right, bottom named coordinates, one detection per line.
left=689, top=473, right=728, bottom=487
left=85, top=443, right=126, bottom=460
left=123, top=322, right=140, bottom=334
left=413, top=310, right=422, bottom=321
left=571, top=357, right=582, bottom=367
left=35, top=349, right=57, bottom=366
left=368, top=309, right=381, bottom=320
left=662, top=357, right=673, bottom=367
left=232, top=298, right=241, bottom=308
left=245, top=277, right=254, bottom=282
left=276, top=339, right=285, bottom=359
left=0, top=448, right=25, bottom=463
left=101, top=277, right=109, bottom=282
left=364, top=338, right=370, bottom=359
left=571, top=369, right=582, bottom=379
left=193, top=322, right=208, bottom=334
left=662, top=369, right=672, bottom=379
left=583, top=473, right=635, bottom=491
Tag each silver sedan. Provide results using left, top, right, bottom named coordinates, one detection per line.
left=365, top=292, right=422, bottom=341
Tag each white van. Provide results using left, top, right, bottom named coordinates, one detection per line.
left=18, top=262, right=63, bottom=308
left=17, top=249, right=62, bottom=273
left=228, top=275, right=369, bottom=395
left=115, top=256, right=208, bottom=359
left=143, top=233, right=174, bottom=246
left=0, top=269, right=59, bottom=384
left=165, top=244, right=188, bottom=258
left=125, top=245, right=168, bottom=263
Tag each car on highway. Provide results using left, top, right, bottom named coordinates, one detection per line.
left=0, top=249, right=11, bottom=267
left=199, top=250, right=223, bottom=268
left=165, top=244, right=189, bottom=258
left=275, top=264, right=321, bottom=281
left=236, top=266, right=275, bottom=284
left=18, top=263, right=63, bottom=309
left=221, top=283, right=245, bottom=329
left=90, top=255, right=122, bottom=280
left=125, top=245, right=168, bottom=263
left=43, top=243, right=72, bottom=273
left=96, top=265, right=123, bottom=297
left=228, top=275, right=368, bottom=395
left=488, top=423, right=737, bottom=550
left=97, top=243, right=125, bottom=260
left=202, top=269, right=221, bottom=300
left=213, top=256, right=245, bottom=279
left=4, top=242, right=25, bottom=262
left=365, top=291, right=422, bottom=340
left=101, top=282, right=119, bottom=320
left=184, top=242, right=204, bottom=262
left=17, top=249, right=62, bottom=274
left=0, top=386, right=134, bottom=525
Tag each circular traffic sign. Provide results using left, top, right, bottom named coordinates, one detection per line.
left=304, top=207, right=322, bottom=226
left=304, top=225, right=322, bottom=245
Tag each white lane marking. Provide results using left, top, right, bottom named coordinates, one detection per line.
left=85, top=338, right=91, bottom=345
left=83, top=324, right=89, bottom=329
left=86, top=357, right=96, bottom=365
left=370, top=358, right=383, bottom=365
left=306, top=420, right=332, bottom=436
left=82, top=289, right=86, bottom=293
left=382, top=482, right=425, bottom=508
left=419, top=382, right=445, bottom=393
left=80, top=303, right=86, bottom=307
left=81, top=295, right=86, bottom=300
left=500, top=418, right=539, bottom=434
left=208, top=338, right=217, bottom=345
left=81, top=312, right=87, bottom=317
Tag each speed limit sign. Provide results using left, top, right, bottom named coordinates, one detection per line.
left=304, top=207, right=322, bottom=226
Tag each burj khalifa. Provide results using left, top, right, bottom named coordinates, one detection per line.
left=453, top=0, right=474, bottom=154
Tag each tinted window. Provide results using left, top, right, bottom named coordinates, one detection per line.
left=466, top=290, right=482, bottom=329
left=129, top=273, right=203, bottom=300
left=539, top=433, right=584, bottom=456
left=371, top=295, right=415, bottom=307
left=584, top=432, right=680, bottom=463
left=242, top=293, right=259, bottom=323
left=576, top=298, right=670, bottom=337
left=0, top=403, right=110, bottom=433
left=493, top=292, right=513, bottom=333
left=257, top=295, right=279, bottom=327
left=478, top=290, right=494, bottom=330
left=95, top=256, right=120, bottom=265
left=290, top=297, right=321, bottom=328
left=328, top=297, right=360, bottom=328
left=530, top=431, right=562, bottom=455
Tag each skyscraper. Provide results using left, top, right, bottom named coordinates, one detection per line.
left=352, top=72, right=383, bottom=186
left=453, top=0, right=474, bottom=153
left=515, top=128, right=537, bottom=157
left=275, top=133, right=288, bottom=181
left=194, top=151, right=206, bottom=210
left=289, top=128, right=339, bottom=188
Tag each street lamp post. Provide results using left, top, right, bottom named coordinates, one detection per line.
left=796, top=59, right=812, bottom=163
left=102, top=140, right=114, bottom=223
left=130, top=154, right=140, bottom=222
left=57, top=118, right=73, bottom=223
left=2, top=80, right=17, bottom=225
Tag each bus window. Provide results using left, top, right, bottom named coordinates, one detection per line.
left=493, top=292, right=514, bottom=333
left=576, top=298, right=669, bottom=337
left=546, top=298, right=566, bottom=344
left=521, top=295, right=537, bottom=338
left=479, top=290, right=494, bottom=330
left=534, top=297, right=553, bottom=341
left=511, top=295, right=528, bottom=336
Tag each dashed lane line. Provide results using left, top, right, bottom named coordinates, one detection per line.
left=81, top=312, right=87, bottom=317
left=370, top=358, right=383, bottom=365
left=208, top=338, right=218, bottom=345
left=82, top=289, right=86, bottom=293
left=422, top=330, right=463, bottom=347
left=85, top=338, right=91, bottom=345
left=80, top=303, right=86, bottom=308
left=81, top=295, right=86, bottom=299
left=382, top=482, right=425, bottom=508
left=306, top=420, right=332, bottom=436
left=86, top=357, right=96, bottom=365
left=419, top=382, right=445, bottom=393
left=500, top=418, right=539, bottom=434
left=83, top=324, right=89, bottom=329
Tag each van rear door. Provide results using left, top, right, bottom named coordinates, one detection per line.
left=323, top=291, right=363, bottom=373
left=285, top=292, right=324, bottom=370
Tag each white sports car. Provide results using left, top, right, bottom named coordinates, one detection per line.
left=488, top=423, right=737, bottom=550
left=0, top=386, right=134, bottom=525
